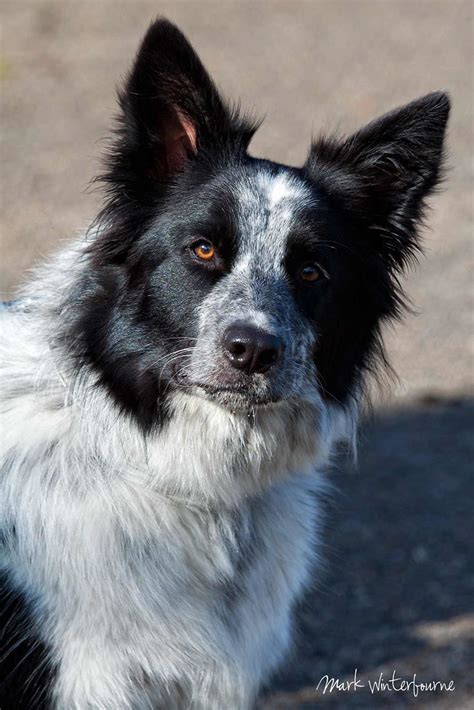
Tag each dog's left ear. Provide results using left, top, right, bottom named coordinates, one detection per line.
left=305, top=92, right=450, bottom=269
left=113, top=19, right=255, bottom=184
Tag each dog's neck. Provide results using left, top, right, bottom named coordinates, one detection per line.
left=61, top=380, right=330, bottom=508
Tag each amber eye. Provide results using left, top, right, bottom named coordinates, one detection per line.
left=299, top=262, right=323, bottom=282
left=191, top=239, right=215, bottom=262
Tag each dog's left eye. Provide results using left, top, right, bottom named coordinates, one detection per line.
left=298, top=261, right=328, bottom=283
left=191, top=239, right=216, bottom=262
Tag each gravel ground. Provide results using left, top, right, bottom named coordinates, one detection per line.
left=1, top=2, right=473, bottom=708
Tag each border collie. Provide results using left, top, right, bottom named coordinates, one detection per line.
left=0, top=18, right=449, bottom=710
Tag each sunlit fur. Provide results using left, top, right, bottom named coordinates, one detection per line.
left=0, top=18, right=449, bottom=710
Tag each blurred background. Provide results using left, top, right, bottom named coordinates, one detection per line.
left=1, top=1, right=473, bottom=707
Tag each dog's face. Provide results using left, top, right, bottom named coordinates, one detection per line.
left=74, top=20, right=449, bottom=429
left=138, top=166, right=327, bottom=411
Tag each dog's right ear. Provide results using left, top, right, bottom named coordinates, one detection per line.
left=110, top=19, right=256, bottom=186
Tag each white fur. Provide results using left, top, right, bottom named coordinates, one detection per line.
left=0, top=238, right=355, bottom=709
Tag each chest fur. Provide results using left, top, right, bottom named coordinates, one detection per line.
left=5, top=470, right=319, bottom=708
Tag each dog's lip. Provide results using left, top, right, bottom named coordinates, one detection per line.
left=176, top=380, right=282, bottom=407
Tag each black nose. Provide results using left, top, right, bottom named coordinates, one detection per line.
left=222, top=324, right=283, bottom=374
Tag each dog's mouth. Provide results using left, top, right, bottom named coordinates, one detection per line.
left=190, top=382, right=282, bottom=409
left=172, top=371, right=281, bottom=409
left=167, top=359, right=285, bottom=410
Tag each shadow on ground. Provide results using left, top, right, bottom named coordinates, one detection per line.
left=261, top=395, right=474, bottom=709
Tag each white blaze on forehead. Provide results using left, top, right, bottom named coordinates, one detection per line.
left=233, top=169, right=315, bottom=273
left=260, top=171, right=313, bottom=263
left=261, top=172, right=309, bottom=211
left=236, top=170, right=312, bottom=214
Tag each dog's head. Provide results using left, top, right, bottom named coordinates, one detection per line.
left=74, top=20, right=449, bottom=430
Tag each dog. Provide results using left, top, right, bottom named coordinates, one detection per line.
left=0, top=18, right=449, bottom=710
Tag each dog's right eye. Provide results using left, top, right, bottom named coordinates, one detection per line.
left=190, top=239, right=216, bottom=262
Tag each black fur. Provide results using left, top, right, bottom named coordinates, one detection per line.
left=304, top=91, right=450, bottom=400
left=0, top=570, right=56, bottom=709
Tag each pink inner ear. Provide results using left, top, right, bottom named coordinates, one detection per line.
left=175, top=108, right=197, bottom=152
left=165, top=106, right=197, bottom=174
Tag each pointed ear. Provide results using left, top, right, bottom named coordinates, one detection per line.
left=305, top=92, right=450, bottom=269
left=112, top=19, right=256, bottom=183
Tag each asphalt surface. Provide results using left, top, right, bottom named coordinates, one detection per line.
left=1, top=2, right=473, bottom=708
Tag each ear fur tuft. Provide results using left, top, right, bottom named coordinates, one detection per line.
left=305, top=92, right=450, bottom=271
